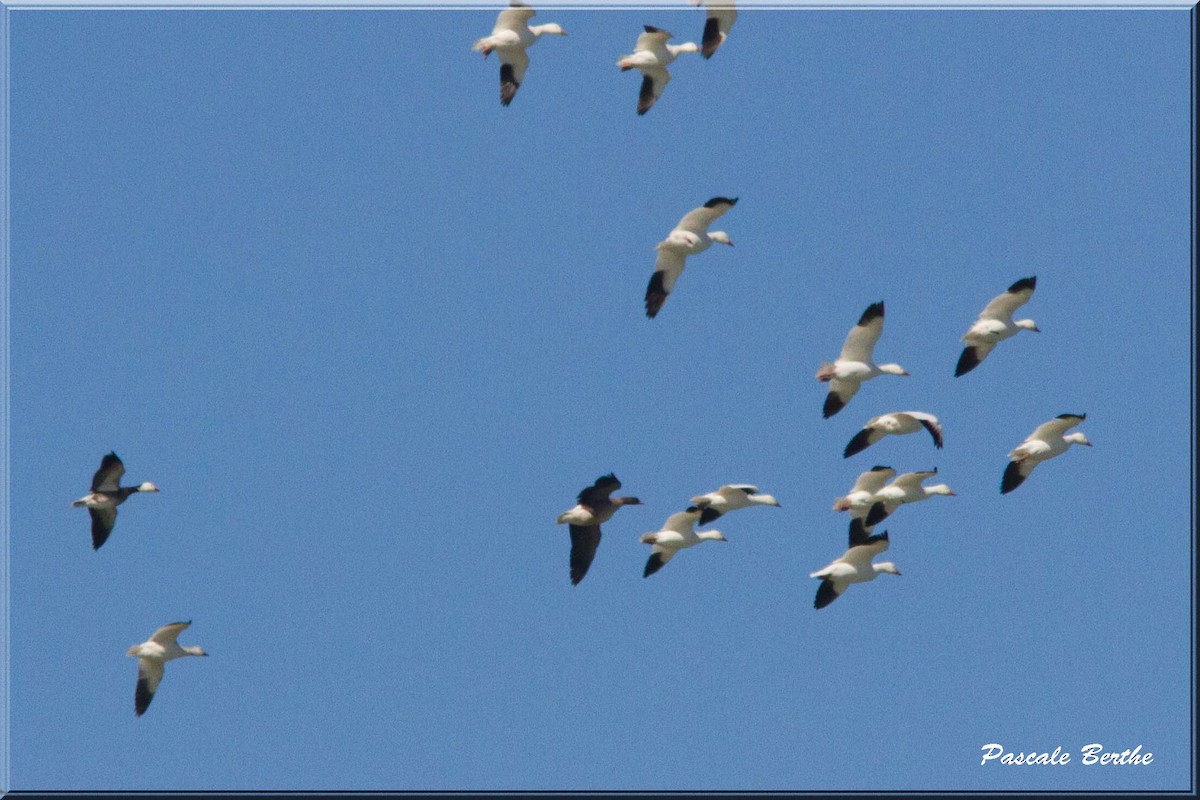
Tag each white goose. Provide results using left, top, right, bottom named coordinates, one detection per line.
left=816, top=301, right=909, bottom=418
left=844, top=411, right=944, bottom=458
left=955, top=276, right=1039, bottom=377
left=864, top=468, right=956, bottom=527
left=691, top=484, right=781, bottom=525
left=640, top=507, right=726, bottom=577
left=556, top=473, right=642, bottom=585
left=472, top=2, right=566, bottom=106
left=617, top=25, right=699, bottom=115
left=72, top=452, right=160, bottom=550
left=833, top=465, right=895, bottom=541
left=1001, top=413, right=1092, bottom=494
left=127, top=621, right=207, bottom=717
left=694, top=0, right=737, bottom=58
left=810, top=528, right=899, bottom=610
left=644, top=197, right=736, bottom=318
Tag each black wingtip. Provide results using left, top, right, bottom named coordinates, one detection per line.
left=1008, top=276, right=1036, bottom=293
left=703, top=196, right=738, bottom=208
left=135, top=678, right=153, bottom=716
left=856, top=301, right=884, bottom=327
left=865, top=501, right=888, bottom=527
left=822, top=392, right=846, bottom=419
left=1056, top=413, right=1087, bottom=421
left=644, top=552, right=666, bottom=578
left=645, top=270, right=667, bottom=318
left=954, top=347, right=980, bottom=377
left=643, top=24, right=662, bottom=33
left=814, top=579, right=838, bottom=609
left=848, top=516, right=869, bottom=547
left=1000, top=461, right=1025, bottom=494
left=870, top=465, right=893, bottom=472
left=698, top=507, right=722, bottom=526
left=843, top=428, right=873, bottom=458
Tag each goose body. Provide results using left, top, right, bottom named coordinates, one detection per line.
left=556, top=473, right=642, bottom=584
left=617, top=26, right=700, bottom=115
left=956, top=276, right=1039, bottom=377
left=810, top=529, right=899, bottom=609
left=816, top=302, right=909, bottom=418
left=694, top=0, right=737, bottom=58
left=640, top=507, right=726, bottom=577
left=72, top=452, right=159, bottom=550
left=644, top=196, right=737, bottom=318
left=864, top=468, right=956, bottom=527
left=127, top=621, right=207, bottom=716
left=1001, top=413, right=1092, bottom=494
left=690, top=484, right=780, bottom=525
left=473, top=2, right=566, bottom=106
left=844, top=411, right=944, bottom=458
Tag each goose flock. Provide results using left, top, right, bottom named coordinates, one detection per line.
left=549, top=267, right=1090, bottom=607
left=67, top=2, right=1098, bottom=718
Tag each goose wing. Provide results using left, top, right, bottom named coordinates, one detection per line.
left=493, top=3, right=535, bottom=34
left=898, top=411, right=944, bottom=448
left=568, top=525, right=602, bottom=585
left=577, top=473, right=620, bottom=508
left=1028, top=413, right=1085, bottom=443
left=150, top=621, right=192, bottom=646
left=636, top=67, right=671, bottom=115
left=499, top=48, right=529, bottom=106
left=978, top=276, right=1036, bottom=321
left=89, top=507, right=118, bottom=550
left=91, top=452, right=125, bottom=492
left=839, top=301, right=885, bottom=362
left=674, top=197, right=737, bottom=235
left=135, top=658, right=165, bottom=716
left=700, top=4, right=736, bottom=58
left=645, top=247, right=686, bottom=318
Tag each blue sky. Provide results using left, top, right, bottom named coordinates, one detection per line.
left=3, top=5, right=1193, bottom=793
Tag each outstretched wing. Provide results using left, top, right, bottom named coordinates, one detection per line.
left=978, top=276, right=1036, bottom=321
left=577, top=473, right=620, bottom=507
left=499, top=48, right=530, bottom=106
left=1028, top=414, right=1085, bottom=443
left=493, top=3, right=536, bottom=35
left=1001, top=459, right=1035, bottom=494
left=637, top=67, right=671, bottom=115
left=700, top=5, right=737, bottom=58
left=91, top=452, right=124, bottom=492
left=823, top=378, right=859, bottom=418
left=150, top=621, right=192, bottom=646
left=89, top=507, right=118, bottom=550
left=135, top=658, right=165, bottom=716
left=674, top=197, right=737, bottom=235
left=568, top=525, right=602, bottom=585
left=645, top=247, right=686, bottom=318
left=839, top=302, right=885, bottom=362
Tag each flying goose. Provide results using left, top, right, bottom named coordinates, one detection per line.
left=1001, top=413, right=1092, bottom=494
left=816, top=302, right=909, bottom=418
left=810, top=529, right=899, bottom=609
left=556, top=473, right=642, bottom=584
left=833, top=465, right=895, bottom=542
left=72, top=452, right=159, bottom=550
left=640, top=506, right=727, bottom=577
left=690, top=484, right=780, bottom=525
left=617, top=25, right=699, bottom=115
left=127, top=621, right=207, bottom=716
left=644, top=197, right=737, bottom=318
left=864, top=468, right=956, bottom=527
left=472, top=2, right=566, bottom=106
left=955, top=276, right=1039, bottom=377
left=844, top=411, right=944, bottom=458
left=694, top=0, right=737, bottom=58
